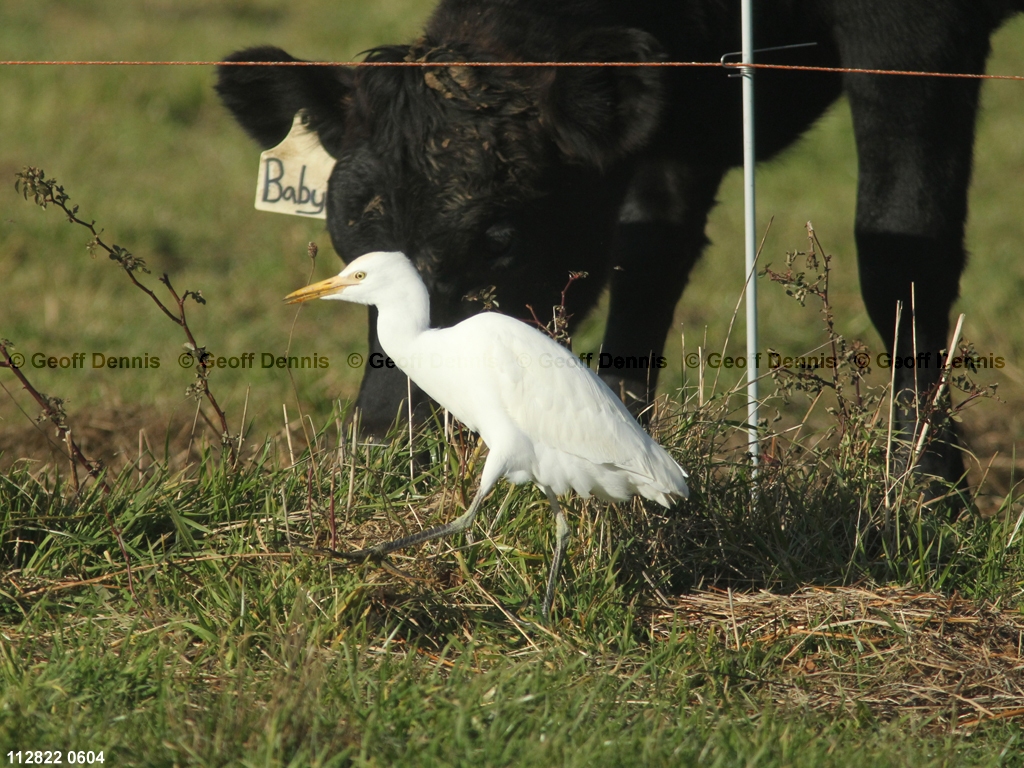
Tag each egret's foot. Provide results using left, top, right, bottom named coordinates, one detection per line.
left=306, top=545, right=427, bottom=582
left=304, top=543, right=387, bottom=563
left=341, top=544, right=388, bottom=562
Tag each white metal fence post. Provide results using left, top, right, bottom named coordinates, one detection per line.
left=741, top=0, right=759, bottom=471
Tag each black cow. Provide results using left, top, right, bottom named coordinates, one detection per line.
left=217, top=0, right=1024, bottom=489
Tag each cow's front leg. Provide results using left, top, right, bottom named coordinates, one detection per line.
left=600, top=161, right=724, bottom=411
left=354, top=306, right=432, bottom=439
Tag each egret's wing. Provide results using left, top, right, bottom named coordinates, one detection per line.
left=481, top=315, right=669, bottom=473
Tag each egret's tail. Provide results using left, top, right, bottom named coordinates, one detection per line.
left=635, top=448, right=689, bottom=508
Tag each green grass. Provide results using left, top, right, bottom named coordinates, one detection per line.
left=3, top=2, right=1024, bottom=764
left=2, top=386, right=1023, bottom=764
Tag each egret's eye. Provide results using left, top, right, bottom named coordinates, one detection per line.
left=483, top=223, right=516, bottom=257
left=353, top=271, right=366, bottom=280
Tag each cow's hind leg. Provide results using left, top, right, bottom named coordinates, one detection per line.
left=842, top=17, right=993, bottom=503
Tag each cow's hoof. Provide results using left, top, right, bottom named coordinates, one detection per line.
left=891, top=426, right=971, bottom=518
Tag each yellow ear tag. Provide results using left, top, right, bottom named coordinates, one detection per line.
left=254, top=112, right=336, bottom=219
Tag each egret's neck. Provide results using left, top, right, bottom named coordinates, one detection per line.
left=372, top=278, right=432, bottom=357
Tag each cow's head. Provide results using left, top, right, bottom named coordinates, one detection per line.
left=216, top=28, right=664, bottom=326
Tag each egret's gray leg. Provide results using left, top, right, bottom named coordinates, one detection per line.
left=342, top=458, right=501, bottom=561
left=542, top=489, right=570, bottom=621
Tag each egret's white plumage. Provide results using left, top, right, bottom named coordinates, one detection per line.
left=286, top=250, right=688, bottom=618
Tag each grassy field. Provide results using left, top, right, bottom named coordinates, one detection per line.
left=3, top=387, right=1024, bottom=765
left=2, top=1, right=1024, bottom=764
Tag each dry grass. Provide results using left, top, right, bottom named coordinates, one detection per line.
left=650, top=586, right=1024, bottom=729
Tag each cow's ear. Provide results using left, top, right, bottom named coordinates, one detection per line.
left=540, top=28, right=665, bottom=168
left=216, top=46, right=352, bottom=157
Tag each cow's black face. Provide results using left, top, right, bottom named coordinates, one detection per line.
left=322, top=55, right=632, bottom=327
left=326, top=152, right=610, bottom=328
left=323, top=53, right=546, bottom=325
left=216, top=35, right=663, bottom=328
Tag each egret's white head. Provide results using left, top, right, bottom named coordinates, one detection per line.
left=284, top=251, right=420, bottom=307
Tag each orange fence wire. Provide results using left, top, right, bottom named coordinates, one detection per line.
left=0, top=59, right=1022, bottom=81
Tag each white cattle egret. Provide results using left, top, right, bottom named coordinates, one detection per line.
left=286, top=250, right=688, bottom=619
